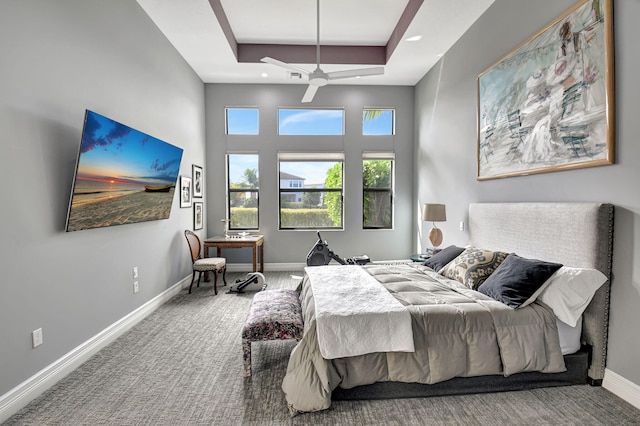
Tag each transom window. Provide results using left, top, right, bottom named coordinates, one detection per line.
left=278, top=108, right=345, bottom=135
left=278, top=152, right=344, bottom=230
left=362, top=108, right=395, bottom=135
left=226, top=153, right=259, bottom=230
left=363, top=152, right=394, bottom=229
left=226, top=108, right=259, bottom=135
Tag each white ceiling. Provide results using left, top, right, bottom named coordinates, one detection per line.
left=137, top=0, right=495, bottom=86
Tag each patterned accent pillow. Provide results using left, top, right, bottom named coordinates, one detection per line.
left=440, top=246, right=509, bottom=289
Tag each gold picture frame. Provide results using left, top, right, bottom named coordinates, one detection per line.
left=477, top=0, right=614, bottom=180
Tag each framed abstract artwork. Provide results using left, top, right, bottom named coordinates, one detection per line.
left=179, top=176, right=191, bottom=208
left=477, top=0, right=614, bottom=180
left=192, top=164, right=203, bottom=198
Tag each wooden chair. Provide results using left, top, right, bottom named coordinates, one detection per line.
left=184, top=230, right=226, bottom=294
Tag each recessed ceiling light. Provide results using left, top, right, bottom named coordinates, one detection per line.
left=406, top=35, right=423, bottom=42
left=261, top=72, right=268, bottom=78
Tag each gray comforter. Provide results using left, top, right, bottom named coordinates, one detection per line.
left=282, top=263, right=565, bottom=414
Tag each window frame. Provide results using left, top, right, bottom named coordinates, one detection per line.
left=226, top=153, right=259, bottom=231
left=277, top=108, right=345, bottom=136
left=362, top=152, right=395, bottom=230
left=362, top=108, right=396, bottom=136
left=278, top=152, right=344, bottom=231
left=225, top=107, right=259, bottom=135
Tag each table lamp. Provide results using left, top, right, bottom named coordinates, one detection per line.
left=422, top=203, right=446, bottom=250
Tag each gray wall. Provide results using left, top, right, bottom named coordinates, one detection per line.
left=414, top=0, right=640, bottom=387
left=205, top=84, right=415, bottom=265
left=0, top=1, right=205, bottom=395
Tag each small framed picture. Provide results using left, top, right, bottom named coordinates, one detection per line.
left=193, top=202, right=203, bottom=230
left=179, top=176, right=191, bottom=208
left=192, top=164, right=203, bottom=198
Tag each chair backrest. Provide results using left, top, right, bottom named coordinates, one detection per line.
left=184, top=230, right=201, bottom=263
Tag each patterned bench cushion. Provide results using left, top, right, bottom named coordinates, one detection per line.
left=242, top=289, right=303, bottom=341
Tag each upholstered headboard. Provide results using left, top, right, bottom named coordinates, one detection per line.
left=468, top=203, right=614, bottom=383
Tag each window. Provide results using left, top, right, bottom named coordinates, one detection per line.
left=362, top=108, right=395, bottom=135
left=278, top=108, right=344, bottom=135
left=363, top=152, right=394, bottom=229
left=227, top=153, right=259, bottom=230
left=226, top=108, right=259, bottom=135
left=278, top=153, right=344, bottom=230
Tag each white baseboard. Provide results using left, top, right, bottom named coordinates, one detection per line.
left=0, top=276, right=191, bottom=424
left=603, top=368, right=640, bottom=410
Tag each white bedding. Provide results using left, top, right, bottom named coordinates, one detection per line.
left=305, top=265, right=415, bottom=359
left=557, top=316, right=582, bottom=355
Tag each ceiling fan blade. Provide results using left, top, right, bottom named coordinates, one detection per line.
left=301, top=85, right=319, bottom=103
left=261, top=57, right=310, bottom=75
left=327, top=67, right=385, bottom=80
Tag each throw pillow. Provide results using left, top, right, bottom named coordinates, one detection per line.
left=440, top=246, right=509, bottom=289
left=423, top=245, right=465, bottom=272
left=477, top=254, right=563, bottom=308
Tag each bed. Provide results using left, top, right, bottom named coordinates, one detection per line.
left=281, top=202, right=614, bottom=415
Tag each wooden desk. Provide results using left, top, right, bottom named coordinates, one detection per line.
left=203, top=235, right=264, bottom=274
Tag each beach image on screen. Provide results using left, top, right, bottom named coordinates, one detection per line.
left=66, top=110, right=184, bottom=231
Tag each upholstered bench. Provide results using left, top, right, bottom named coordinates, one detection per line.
left=242, top=289, right=304, bottom=377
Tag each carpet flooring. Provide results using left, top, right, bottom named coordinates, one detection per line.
left=5, top=271, right=640, bottom=425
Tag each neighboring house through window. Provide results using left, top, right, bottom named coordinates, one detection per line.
left=278, top=152, right=344, bottom=230
left=279, top=171, right=305, bottom=203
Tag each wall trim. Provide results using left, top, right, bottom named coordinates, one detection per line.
left=603, top=368, right=640, bottom=410
left=0, top=275, right=191, bottom=424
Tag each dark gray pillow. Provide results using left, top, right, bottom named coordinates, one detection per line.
left=423, top=245, right=465, bottom=271
left=477, top=254, right=562, bottom=308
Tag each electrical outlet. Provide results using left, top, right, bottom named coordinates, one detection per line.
left=32, top=328, right=43, bottom=348
left=133, top=281, right=139, bottom=293
left=133, top=266, right=138, bottom=279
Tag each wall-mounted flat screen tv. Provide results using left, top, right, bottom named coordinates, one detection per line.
left=65, top=110, right=184, bottom=232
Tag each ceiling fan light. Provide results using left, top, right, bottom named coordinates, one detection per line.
left=309, top=77, right=328, bottom=86
left=309, top=69, right=329, bottom=86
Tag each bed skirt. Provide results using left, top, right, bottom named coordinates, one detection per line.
left=332, top=348, right=590, bottom=401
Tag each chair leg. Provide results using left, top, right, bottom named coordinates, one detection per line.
left=189, top=271, right=197, bottom=294
left=196, top=271, right=202, bottom=288
left=222, top=266, right=227, bottom=286
left=213, top=269, right=219, bottom=295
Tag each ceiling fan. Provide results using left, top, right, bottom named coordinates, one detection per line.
left=261, top=0, right=384, bottom=103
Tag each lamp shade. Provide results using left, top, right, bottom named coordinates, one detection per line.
left=422, top=203, right=446, bottom=222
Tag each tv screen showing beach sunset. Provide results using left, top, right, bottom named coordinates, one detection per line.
left=65, top=110, right=184, bottom=232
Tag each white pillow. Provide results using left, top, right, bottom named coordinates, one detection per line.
left=537, top=267, right=608, bottom=327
